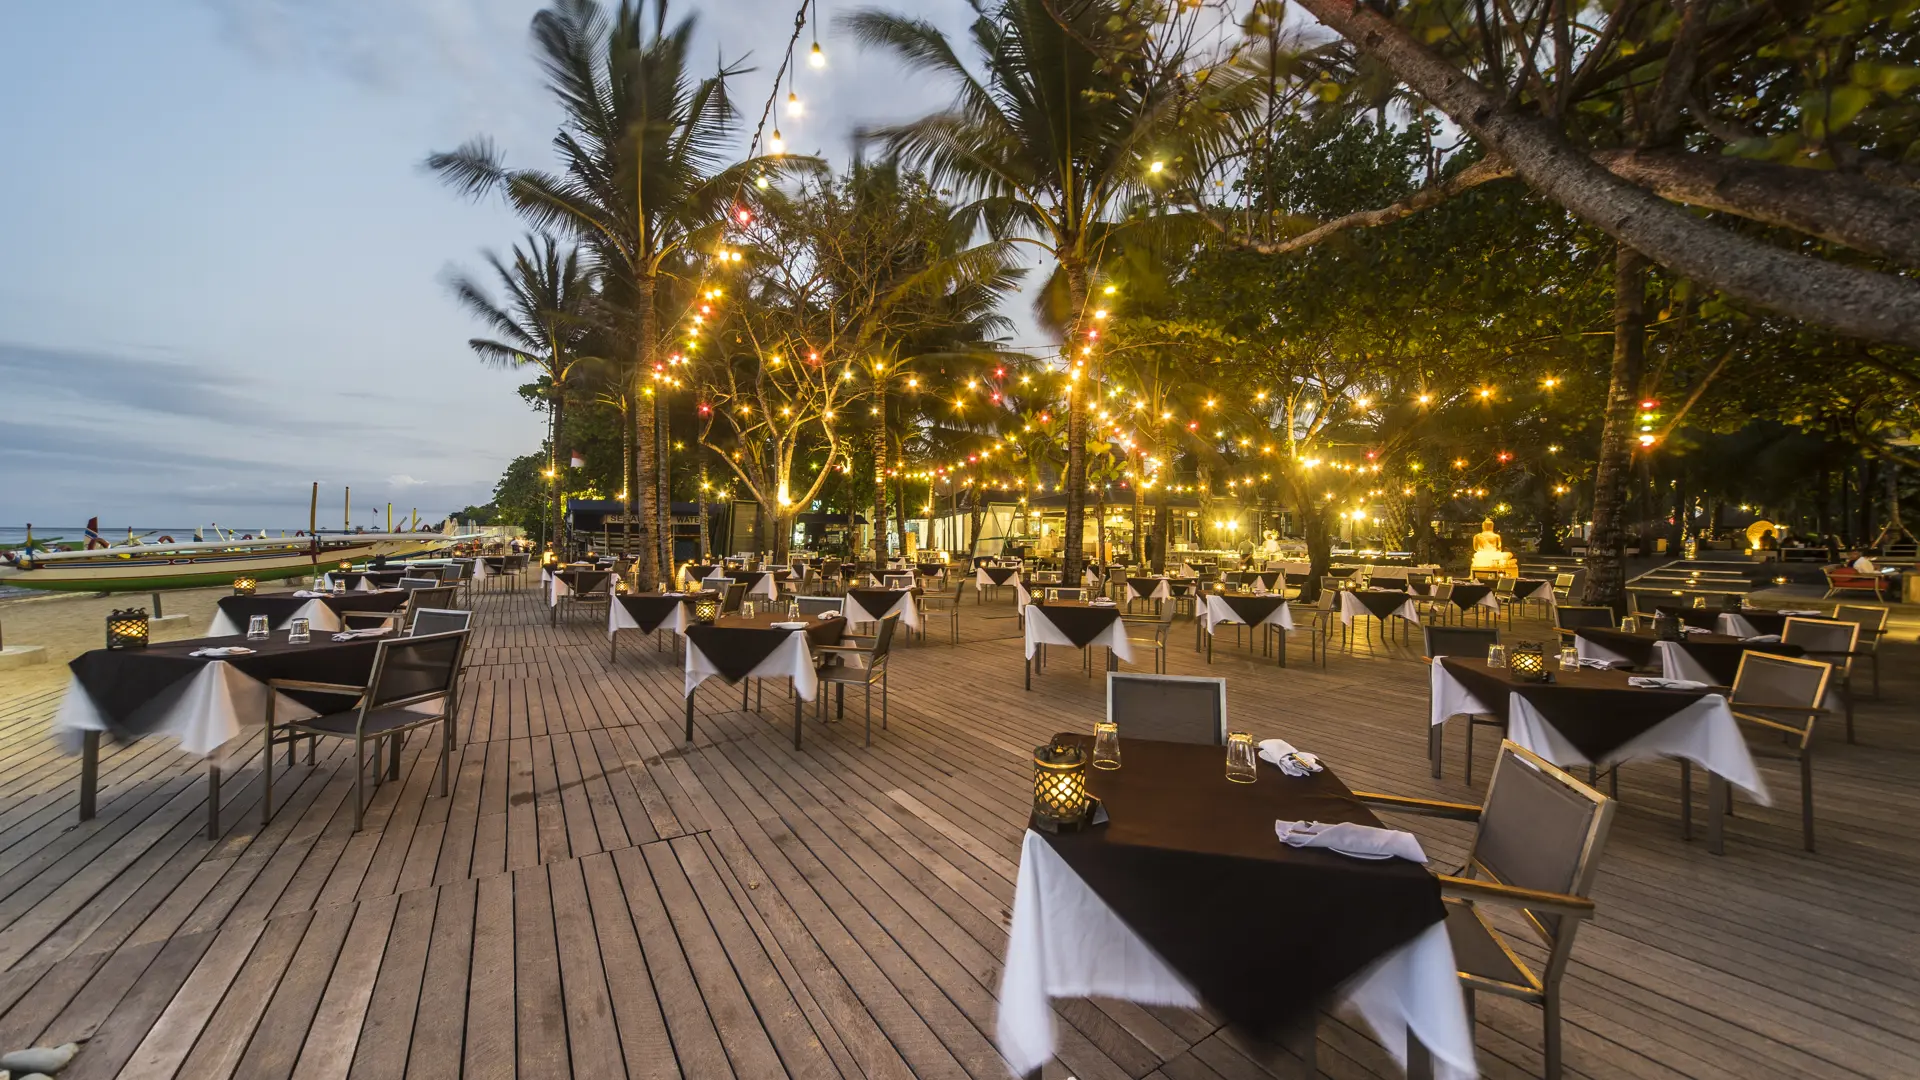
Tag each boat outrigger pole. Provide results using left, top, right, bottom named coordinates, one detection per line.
left=344, top=487, right=351, bottom=532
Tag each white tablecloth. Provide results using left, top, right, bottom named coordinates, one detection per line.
left=845, top=589, right=921, bottom=630
left=1125, top=579, right=1171, bottom=603
left=208, top=598, right=346, bottom=637
left=319, top=573, right=383, bottom=593
left=54, top=666, right=351, bottom=759
left=1023, top=606, right=1134, bottom=664
left=608, top=596, right=693, bottom=638
left=1202, top=594, right=1295, bottom=635
left=1339, top=592, right=1422, bottom=627
left=684, top=630, right=820, bottom=701
left=996, top=830, right=1475, bottom=1080
left=1429, top=661, right=1768, bottom=801
left=550, top=573, right=613, bottom=607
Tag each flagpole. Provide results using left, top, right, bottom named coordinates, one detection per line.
left=309, top=482, right=318, bottom=535
left=344, top=487, right=351, bottom=532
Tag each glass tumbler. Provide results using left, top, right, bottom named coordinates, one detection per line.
left=1225, top=731, right=1258, bottom=784
left=1092, top=721, right=1121, bottom=771
left=1559, top=646, right=1579, bottom=670
left=288, top=618, right=311, bottom=644
left=741, top=600, right=756, bottom=619
left=1487, top=643, right=1507, bottom=668
left=246, top=615, right=270, bottom=641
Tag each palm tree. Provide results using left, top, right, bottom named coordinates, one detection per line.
left=448, top=234, right=595, bottom=553
left=845, top=0, right=1245, bottom=581
left=429, top=0, right=756, bottom=580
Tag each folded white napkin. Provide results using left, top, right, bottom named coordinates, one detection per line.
left=1090, top=599, right=1116, bottom=607
left=330, top=627, right=395, bottom=641
left=1628, top=676, right=1710, bottom=690
left=1680, top=626, right=1713, bottom=635
left=1275, top=820, right=1427, bottom=862
left=1779, top=609, right=1824, bottom=616
left=816, top=610, right=842, bottom=620
left=1741, top=633, right=1782, bottom=643
left=189, top=646, right=256, bottom=657
left=1257, top=739, right=1323, bottom=776
left=1576, top=657, right=1621, bottom=669
left=292, top=590, right=328, bottom=598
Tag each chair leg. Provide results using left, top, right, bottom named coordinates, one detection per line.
left=1801, top=751, right=1815, bottom=852
left=207, top=764, right=221, bottom=840
left=881, top=669, right=889, bottom=731
left=1543, top=989, right=1562, bottom=1080
left=1464, top=718, right=1475, bottom=788
left=864, top=682, right=873, bottom=747
left=353, top=737, right=365, bottom=832
left=440, top=720, right=451, bottom=798
left=388, top=734, right=401, bottom=780
left=262, top=734, right=274, bottom=826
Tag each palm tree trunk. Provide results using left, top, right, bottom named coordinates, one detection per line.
left=1152, top=478, right=1171, bottom=574
left=1132, top=455, right=1146, bottom=563
left=549, top=391, right=565, bottom=561
left=871, top=385, right=888, bottom=567
left=656, top=397, right=672, bottom=574
left=1061, top=259, right=1091, bottom=580
left=620, top=396, right=633, bottom=560
left=633, top=276, right=661, bottom=581
left=968, top=483, right=986, bottom=556
left=893, top=448, right=908, bottom=556
left=697, top=458, right=711, bottom=560
left=1581, top=244, right=1648, bottom=608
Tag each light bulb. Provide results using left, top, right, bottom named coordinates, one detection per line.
left=787, top=91, right=803, bottom=117
left=769, top=130, right=785, bottom=155
left=809, top=41, right=826, bottom=68
left=755, top=174, right=770, bottom=189
left=1148, top=160, right=1164, bottom=174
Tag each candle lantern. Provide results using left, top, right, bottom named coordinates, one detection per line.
left=106, top=608, right=150, bottom=650
left=1652, top=611, right=1682, bottom=642
left=1031, top=741, right=1097, bottom=833
left=1509, top=640, right=1548, bottom=682
left=232, top=576, right=257, bottom=596
left=692, top=592, right=720, bottom=624
left=1721, top=593, right=1744, bottom=611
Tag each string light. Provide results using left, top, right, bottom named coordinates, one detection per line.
left=809, top=40, right=826, bottom=67
left=787, top=90, right=803, bottom=117
left=769, top=129, right=785, bottom=155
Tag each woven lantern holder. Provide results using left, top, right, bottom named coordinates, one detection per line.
left=107, top=608, right=150, bottom=650
left=1031, top=741, right=1097, bottom=833
left=692, top=592, right=720, bottom=624
left=1509, top=640, right=1549, bottom=682
left=232, top=576, right=257, bottom=596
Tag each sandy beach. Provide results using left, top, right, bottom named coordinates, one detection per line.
left=0, top=585, right=233, bottom=699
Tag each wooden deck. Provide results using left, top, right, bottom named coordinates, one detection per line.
left=0, top=583, right=1916, bottom=1080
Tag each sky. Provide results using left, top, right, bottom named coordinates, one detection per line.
left=0, top=0, right=1015, bottom=529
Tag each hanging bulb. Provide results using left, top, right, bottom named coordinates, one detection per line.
left=809, top=40, right=826, bottom=68
left=787, top=90, right=803, bottom=117
left=768, top=129, right=785, bottom=155
left=755, top=174, right=770, bottom=189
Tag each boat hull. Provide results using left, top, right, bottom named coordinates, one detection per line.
left=0, top=537, right=444, bottom=593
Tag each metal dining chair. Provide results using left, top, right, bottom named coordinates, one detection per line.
left=1828, top=604, right=1887, bottom=698
left=815, top=612, right=900, bottom=746
left=1045, top=587, right=1084, bottom=603
left=397, top=576, right=441, bottom=592
left=719, top=581, right=749, bottom=615
left=262, top=629, right=469, bottom=832
left=1104, top=673, right=1227, bottom=744
left=1423, top=625, right=1502, bottom=784
left=1781, top=617, right=1860, bottom=741
left=1553, top=605, right=1616, bottom=647
left=1356, top=741, right=1614, bottom=1080
left=409, top=608, right=473, bottom=636
left=1724, top=652, right=1832, bottom=852
left=344, top=585, right=457, bottom=633
left=1120, top=601, right=1177, bottom=673
left=914, top=576, right=966, bottom=645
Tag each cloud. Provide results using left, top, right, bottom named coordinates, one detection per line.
left=0, top=340, right=282, bottom=425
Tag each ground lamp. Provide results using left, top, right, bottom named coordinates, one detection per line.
left=232, top=576, right=257, bottom=596
left=106, top=608, right=150, bottom=650
left=1031, top=741, right=1097, bottom=833
left=1509, top=641, right=1548, bottom=682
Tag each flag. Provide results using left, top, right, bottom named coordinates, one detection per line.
left=570, top=450, right=585, bottom=468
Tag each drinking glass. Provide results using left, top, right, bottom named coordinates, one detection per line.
left=788, top=598, right=801, bottom=619
left=741, top=600, right=757, bottom=619
left=659, top=581, right=673, bottom=595
left=1486, top=643, right=1507, bottom=668
left=246, top=615, right=270, bottom=641
left=288, top=618, right=311, bottom=645
left=1092, top=721, right=1121, bottom=771
left=1225, top=731, right=1258, bottom=784
left=1621, top=615, right=1639, bottom=633
left=1559, top=646, right=1579, bottom=670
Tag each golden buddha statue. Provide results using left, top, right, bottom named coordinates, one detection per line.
left=1469, top=517, right=1517, bottom=575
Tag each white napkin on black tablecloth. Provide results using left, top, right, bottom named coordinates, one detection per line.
left=189, top=647, right=257, bottom=657
left=1741, top=633, right=1782, bottom=643
left=1257, top=739, right=1323, bottom=776
left=1275, top=820, right=1427, bottom=862
left=1778, top=609, right=1824, bottom=616
left=1576, top=657, right=1622, bottom=669
left=293, top=590, right=328, bottom=598
left=1680, top=626, right=1712, bottom=635
left=1627, top=676, right=1710, bottom=690
left=330, top=627, right=394, bottom=641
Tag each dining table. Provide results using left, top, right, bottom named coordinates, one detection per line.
left=607, top=591, right=714, bottom=661
left=843, top=586, right=921, bottom=631
left=1201, top=593, right=1294, bottom=665
left=208, top=589, right=409, bottom=636
left=324, top=567, right=413, bottom=591
left=1340, top=589, right=1421, bottom=644
left=54, top=629, right=398, bottom=832
left=1574, top=626, right=1803, bottom=685
left=1022, top=600, right=1133, bottom=689
left=682, top=612, right=847, bottom=748
left=1431, top=656, right=1766, bottom=852
left=998, top=733, right=1474, bottom=1080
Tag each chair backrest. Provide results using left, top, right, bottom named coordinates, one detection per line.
left=410, top=607, right=473, bottom=637
left=1493, top=577, right=1515, bottom=596
left=1556, top=605, right=1616, bottom=631
left=398, top=576, right=440, bottom=591
left=1432, top=581, right=1454, bottom=600
left=1423, top=624, right=1499, bottom=661
left=1554, top=572, right=1575, bottom=589
left=1630, top=591, right=1664, bottom=614
left=1105, top=673, right=1228, bottom=745
left=871, top=612, right=901, bottom=659
left=1831, top=604, right=1889, bottom=636
left=883, top=573, right=915, bottom=590
left=1781, top=616, right=1860, bottom=674
left=407, top=585, right=459, bottom=613
left=438, top=564, right=464, bottom=583
left=795, top=595, right=842, bottom=616
left=505, top=553, right=528, bottom=571
left=1729, top=652, right=1830, bottom=734
left=573, top=570, right=614, bottom=598
left=1470, top=742, right=1615, bottom=956
left=1046, top=587, right=1083, bottom=602
left=366, top=629, right=468, bottom=712
left=721, top=581, right=748, bottom=614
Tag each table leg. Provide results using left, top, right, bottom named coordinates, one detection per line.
left=1024, top=650, right=1031, bottom=691
left=207, top=764, right=221, bottom=840
left=1708, top=771, right=1727, bottom=855
left=79, top=731, right=100, bottom=821
left=1678, top=759, right=1693, bottom=840
left=793, top=686, right=803, bottom=750
left=1407, top=1032, right=1434, bottom=1080
left=684, top=687, right=696, bottom=743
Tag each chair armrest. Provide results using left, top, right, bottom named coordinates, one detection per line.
left=1349, top=792, right=1483, bottom=820
left=266, top=679, right=367, bottom=695
left=816, top=643, right=875, bottom=656
left=1437, top=875, right=1596, bottom=917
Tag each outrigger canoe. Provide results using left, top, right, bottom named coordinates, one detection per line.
left=0, top=533, right=447, bottom=593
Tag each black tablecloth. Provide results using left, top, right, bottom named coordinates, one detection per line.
left=1028, top=602, right=1122, bottom=647
left=685, top=564, right=720, bottom=582
left=916, top=563, right=947, bottom=578
left=685, top=614, right=846, bottom=684
left=1731, top=611, right=1836, bottom=636
left=1576, top=627, right=1801, bottom=684
left=1214, top=595, right=1289, bottom=625
left=1447, top=583, right=1493, bottom=610
left=218, top=591, right=408, bottom=629
left=1440, top=657, right=1709, bottom=760
left=70, top=634, right=387, bottom=738
left=1350, top=589, right=1413, bottom=620
left=1250, top=571, right=1281, bottom=591
left=1042, top=734, right=1443, bottom=1039
left=847, top=588, right=912, bottom=621
left=554, top=570, right=614, bottom=593
left=981, top=566, right=1020, bottom=586
left=337, top=569, right=411, bottom=589
left=615, top=594, right=697, bottom=633
left=1514, top=577, right=1551, bottom=598
left=1654, top=605, right=1725, bottom=630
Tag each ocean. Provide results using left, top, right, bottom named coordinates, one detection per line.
left=1, top=526, right=308, bottom=548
